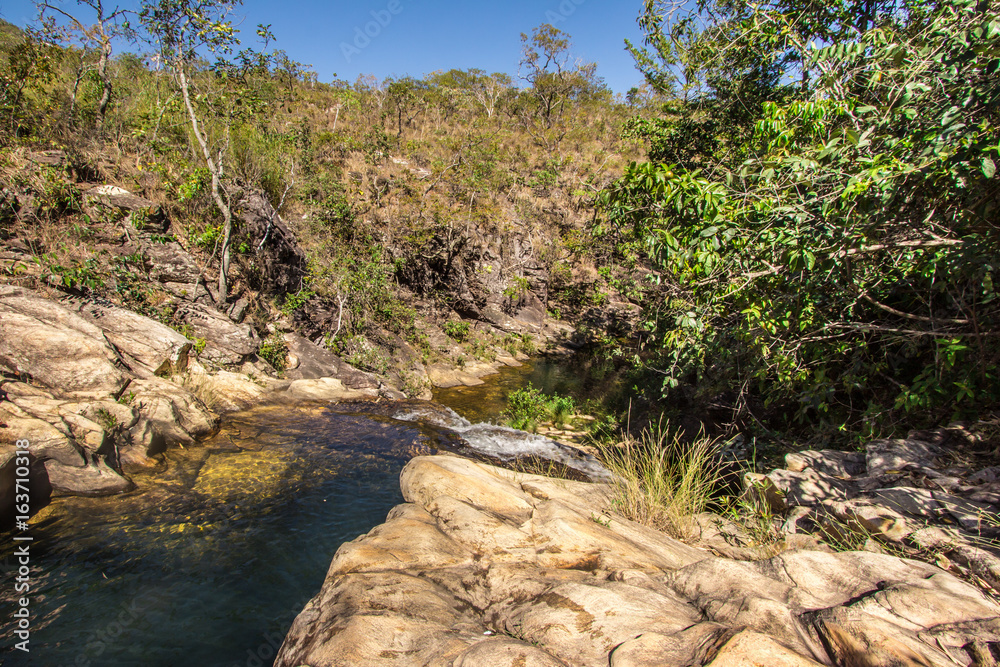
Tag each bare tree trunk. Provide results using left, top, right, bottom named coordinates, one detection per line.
left=69, top=58, right=87, bottom=122
left=95, top=39, right=112, bottom=128
left=177, top=67, right=234, bottom=304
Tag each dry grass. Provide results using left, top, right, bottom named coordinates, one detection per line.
left=599, top=422, right=724, bottom=541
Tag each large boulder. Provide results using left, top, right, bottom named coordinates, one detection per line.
left=283, top=334, right=381, bottom=392
left=174, top=302, right=257, bottom=364
left=0, top=286, right=128, bottom=395
left=67, top=298, right=192, bottom=376
left=0, top=403, right=132, bottom=498
left=129, top=378, right=217, bottom=446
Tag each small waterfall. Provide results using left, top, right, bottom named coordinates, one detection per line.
left=393, top=405, right=612, bottom=482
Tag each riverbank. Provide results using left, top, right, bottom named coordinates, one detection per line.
left=0, top=280, right=592, bottom=523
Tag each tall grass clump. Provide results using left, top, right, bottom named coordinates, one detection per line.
left=600, top=421, right=722, bottom=541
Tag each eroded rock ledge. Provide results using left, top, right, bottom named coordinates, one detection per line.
left=275, top=455, right=1000, bottom=667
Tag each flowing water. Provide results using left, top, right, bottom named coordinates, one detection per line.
left=0, top=356, right=613, bottom=666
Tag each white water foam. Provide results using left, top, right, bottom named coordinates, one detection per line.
left=393, top=406, right=612, bottom=482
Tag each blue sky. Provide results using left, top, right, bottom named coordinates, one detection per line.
left=0, top=0, right=649, bottom=93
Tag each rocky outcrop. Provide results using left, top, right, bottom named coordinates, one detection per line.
left=0, top=387, right=134, bottom=497
left=0, top=285, right=130, bottom=394
left=755, top=425, right=1000, bottom=592
left=66, top=298, right=192, bottom=376
left=144, top=241, right=213, bottom=302
left=172, top=301, right=258, bottom=364
left=0, top=283, right=428, bottom=514
left=276, top=454, right=1000, bottom=667
left=237, top=190, right=308, bottom=295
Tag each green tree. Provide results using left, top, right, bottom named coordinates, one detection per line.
left=518, top=24, right=601, bottom=128
left=140, top=0, right=278, bottom=302
left=0, top=23, right=61, bottom=135
left=601, top=0, right=1000, bottom=436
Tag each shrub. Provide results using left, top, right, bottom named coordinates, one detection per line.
left=503, top=384, right=578, bottom=432
left=599, top=422, right=722, bottom=541
left=258, top=333, right=288, bottom=371
left=442, top=319, right=471, bottom=342
left=504, top=384, right=550, bottom=431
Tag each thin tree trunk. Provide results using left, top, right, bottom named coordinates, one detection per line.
left=96, top=39, right=112, bottom=129
left=177, top=66, right=233, bottom=304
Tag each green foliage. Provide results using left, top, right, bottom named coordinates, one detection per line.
left=178, top=168, right=210, bottom=202
left=258, top=333, right=288, bottom=371
left=503, top=384, right=578, bottom=432
left=307, top=243, right=420, bottom=342
left=602, top=0, right=1000, bottom=436
left=0, top=26, right=62, bottom=136
left=280, top=289, right=314, bottom=316
left=504, top=384, right=550, bottom=431
left=500, top=332, right=535, bottom=357
left=39, top=255, right=104, bottom=292
left=442, top=319, right=471, bottom=342
left=192, top=224, right=222, bottom=250
left=192, top=337, right=207, bottom=355
left=328, top=335, right=391, bottom=375
left=503, top=276, right=530, bottom=300
left=94, top=408, right=119, bottom=431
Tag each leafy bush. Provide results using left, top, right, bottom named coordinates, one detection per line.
left=280, top=289, right=314, bottom=316
left=504, top=384, right=550, bottom=431
left=600, top=0, right=1000, bottom=436
left=442, top=319, right=471, bottom=342
left=503, top=384, right=578, bottom=431
left=258, top=333, right=288, bottom=371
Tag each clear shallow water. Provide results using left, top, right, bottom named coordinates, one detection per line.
left=0, top=404, right=438, bottom=667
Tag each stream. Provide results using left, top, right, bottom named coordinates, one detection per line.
left=0, top=355, right=615, bottom=666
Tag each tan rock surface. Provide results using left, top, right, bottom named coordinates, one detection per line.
left=0, top=285, right=128, bottom=394
left=276, top=454, right=1000, bottom=667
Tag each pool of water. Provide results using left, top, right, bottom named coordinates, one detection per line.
left=0, top=404, right=442, bottom=667
left=0, top=354, right=615, bottom=667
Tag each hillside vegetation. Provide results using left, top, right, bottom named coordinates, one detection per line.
left=2, top=0, right=998, bottom=445
left=0, top=8, right=648, bottom=396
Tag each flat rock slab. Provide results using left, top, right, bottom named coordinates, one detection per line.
left=767, top=468, right=856, bottom=507
left=0, top=286, right=128, bottom=395
left=285, top=378, right=378, bottom=403
left=867, top=438, right=943, bottom=474
left=785, top=450, right=867, bottom=478
left=426, top=363, right=487, bottom=388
